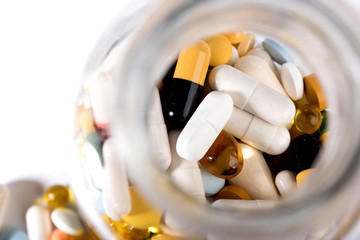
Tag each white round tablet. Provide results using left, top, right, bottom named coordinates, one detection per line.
left=280, top=62, right=304, bottom=100
left=51, top=207, right=85, bottom=236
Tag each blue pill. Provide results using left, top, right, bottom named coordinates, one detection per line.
left=200, top=166, right=225, bottom=196
left=262, top=38, right=294, bottom=64
left=0, top=229, right=29, bottom=240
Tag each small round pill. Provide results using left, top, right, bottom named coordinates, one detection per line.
left=296, top=169, right=314, bottom=185
left=205, top=35, right=233, bottom=66
left=44, top=185, right=69, bottom=208
left=51, top=207, right=85, bottom=236
left=215, top=185, right=251, bottom=200
left=281, top=62, right=304, bottom=100
left=303, top=73, right=328, bottom=111
left=199, top=131, right=243, bottom=179
left=294, top=105, right=322, bottom=134
left=224, top=31, right=244, bottom=44
left=200, top=166, right=226, bottom=196
left=237, top=33, right=255, bottom=57
left=262, top=38, right=294, bottom=64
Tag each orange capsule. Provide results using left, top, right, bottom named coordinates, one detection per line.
left=50, top=229, right=72, bottom=240
left=199, top=131, right=243, bottom=179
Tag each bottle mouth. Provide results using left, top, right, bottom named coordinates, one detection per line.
left=109, top=0, right=360, bottom=238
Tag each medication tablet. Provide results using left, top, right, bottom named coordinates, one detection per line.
left=215, top=186, right=251, bottom=200
left=234, top=55, right=287, bottom=96
left=49, top=229, right=72, bottom=240
left=228, top=46, right=239, bottom=66
left=205, top=35, right=233, bottom=66
left=224, top=31, right=244, bottom=44
left=247, top=48, right=280, bottom=79
left=51, top=207, right=85, bottom=236
left=0, top=185, right=9, bottom=229
left=237, top=33, right=255, bottom=57
left=212, top=199, right=277, bottom=211
left=102, top=138, right=132, bottom=220
left=176, top=91, right=233, bottom=162
left=89, top=71, right=114, bottom=130
left=26, top=205, right=52, bottom=240
left=280, top=62, right=304, bottom=100
left=262, top=38, right=294, bottom=64
left=0, top=229, right=29, bottom=240
left=209, top=65, right=295, bottom=126
left=82, top=139, right=105, bottom=190
left=303, top=74, right=328, bottom=111
left=228, top=143, right=280, bottom=200
left=296, top=169, right=314, bottom=185
left=200, top=165, right=226, bottom=196
left=275, top=170, right=297, bottom=197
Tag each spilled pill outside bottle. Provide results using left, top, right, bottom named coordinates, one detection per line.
left=71, top=0, right=360, bottom=239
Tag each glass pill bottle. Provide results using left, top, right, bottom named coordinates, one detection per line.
left=71, top=0, right=360, bottom=239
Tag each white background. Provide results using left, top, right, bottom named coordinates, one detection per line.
left=0, top=0, right=359, bottom=235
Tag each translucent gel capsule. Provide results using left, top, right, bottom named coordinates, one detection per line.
left=319, top=110, right=328, bottom=135
left=199, top=131, right=243, bottom=179
left=294, top=105, right=322, bottom=134
left=44, top=185, right=69, bottom=208
left=121, top=187, right=162, bottom=230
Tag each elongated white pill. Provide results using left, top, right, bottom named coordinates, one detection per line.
left=228, top=46, right=239, bottom=66
left=148, top=87, right=171, bottom=170
left=0, top=185, right=9, bottom=229
left=280, top=62, right=304, bottom=100
left=209, top=65, right=295, bottom=126
left=176, top=91, right=233, bottom=162
left=51, top=207, right=85, bottom=236
left=212, top=199, right=277, bottom=211
left=102, top=137, right=131, bottom=221
left=224, top=107, right=290, bottom=155
left=89, top=71, right=114, bottom=130
left=26, top=205, right=52, bottom=240
left=228, top=143, right=280, bottom=200
left=234, top=55, right=287, bottom=96
left=247, top=48, right=280, bottom=79
left=168, top=131, right=206, bottom=202
left=275, top=170, right=297, bottom=197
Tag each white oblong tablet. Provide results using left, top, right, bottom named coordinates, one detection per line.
left=228, top=46, right=239, bottom=66
left=247, top=48, right=280, bottom=79
left=148, top=87, right=171, bottom=170
left=176, top=91, right=233, bottom=162
left=102, top=137, right=132, bottom=220
left=280, top=62, right=304, bottom=100
left=26, top=205, right=52, bottom=240
left=275, top=170, right=297, bottom=198
left=212, top=199, right=277, bottom=211
left=51, top=207, right=85, bottom=236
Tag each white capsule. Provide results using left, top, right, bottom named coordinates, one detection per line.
left=51, top=207, right=85, bottom=236
left=176, top=91, right=233, bottom=162
left=25, top=205, right=52, bottom=240
left=234, top=55, right=287, bottom=96
left=148, top=87, right=171, bottom=170
left=89, top=71, right=114, bottom=129
left=212, top=199, right=277, bottom=211
left=228, top=46, right=239, bottom=66
left=102, top=137, right=131, bottom=221
left=247, top=48, right=280, bottom=79
left=275, top=170, right=297, bottom=198
left=228, top=143, right=280, bottom=200
left=280, top=62, right=304, bottom=100
left=209, top=65, right=295, bottom=126
left=83, top=141, right=105, bottom=190
left=168, top=131, right=206, bottom=203
left=224, top=107, right=290, bottom=155
left=0, top=185, right=9, bottom=229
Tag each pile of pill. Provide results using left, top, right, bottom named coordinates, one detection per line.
left=0, top=184, right=93, bottom=240
left=74, top=30, right=328, bottom=239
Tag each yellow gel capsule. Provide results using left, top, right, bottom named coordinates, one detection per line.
left=205, top=35, right=233, bottom=66
left=121, top=187, right=162, bottom=230
left=237, top=33, right=255, bottom=57
left=44, top=185, right=69, bottom=208
left=303, top=74, right=328, bottom=111
left=224, top=31, right=245, bottom=44
left=215, top=185, right=251, bottom=200
left=199, top=131, right=243, bottom=179
left=173, top=40, right=211, bottom=86
left=296, top=169, right=313, bottom=185
left=294, top=105, right=322, bottom=134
